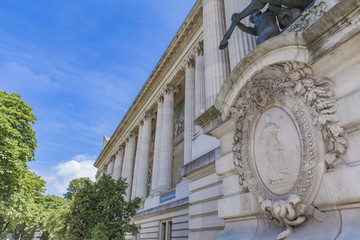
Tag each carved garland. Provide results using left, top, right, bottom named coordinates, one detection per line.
left=232, top=62, right=347, bottom=239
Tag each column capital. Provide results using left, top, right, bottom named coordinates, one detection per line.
left=193, top=40, right=204, bottom=57
left=156, top=92, right=164, bottom=103
left=163, top=84, right=179, bottom=96
left=142, top=111, right=156, bottom=121
left=137, top=118, right=144, bottom=127
left=125, top=131, right=137, bottom=141
left=181, top=55, right=195, bottom=70
left=117, top=145, right=125, bottom=153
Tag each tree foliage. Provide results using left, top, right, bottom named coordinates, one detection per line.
left=64, top=177, right=93, bottom=200
left=39, top=195, right=70, bottom=240
left=66, top=175, right=141, bottom=240
left=0, top=91, right=45, bottom=237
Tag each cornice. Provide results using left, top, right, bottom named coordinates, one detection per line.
left=94, top=0, right=204, bottom=168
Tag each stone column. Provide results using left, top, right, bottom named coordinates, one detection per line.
left=194, top=41, right=206, bottom=133
left=112, top=146, right=125, bottom=180
left=95, top=171, right=101, bottom=182
left=103, top=164, right=108, bottom=176
left=131, top=121, right=143, bottom=199
left=157, top=85, right=178, bottom=192
left=101, top=165, right=107, bottom=178
left=136, top=112, right=155, bottom=199
left=106, top=157, right=115, bottom=176
left=183, top=56, right=196, bottom=165
left=203, top=0, right=230, bottom=109
left=150, top=95, right=164, bottom=194
left=121, top=132, right=137, bottom=200
left=224, top=0, right=256, bottom=70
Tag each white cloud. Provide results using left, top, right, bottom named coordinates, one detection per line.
left=46, top=154, right=97, bottom=196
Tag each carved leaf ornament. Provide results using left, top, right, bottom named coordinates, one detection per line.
left=231, top=62, right=347, bottom=239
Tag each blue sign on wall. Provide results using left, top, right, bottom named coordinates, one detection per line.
left=160, top=190, right=176, bottom=203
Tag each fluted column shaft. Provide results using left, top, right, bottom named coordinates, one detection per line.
left=203, top=0, right=230, bottom=109
left=194, top=42, right=206, bottom=133
left=106, top=157, right=115, bottom=177
left=121, top=132, right=137, bottom=201
left=131, top=123, right=143, bottom=199
left=184, top=58, right=196, bottom=165
left=136, top=113, right=154, bottom=199
left=224, top=0, right=256, bottom=70
left=112, top=146, right=125, bottom=180
left=157, top=85, right=178, bottom=192
left=151, top=96, right=164, bottom=194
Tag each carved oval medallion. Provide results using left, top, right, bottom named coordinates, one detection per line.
left=253, top=107, right=301, bottom=196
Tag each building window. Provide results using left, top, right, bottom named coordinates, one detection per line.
left=160, top=221, right=172, bottom=240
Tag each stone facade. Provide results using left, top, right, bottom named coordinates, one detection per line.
left=94, top=0, right=360, bottom=239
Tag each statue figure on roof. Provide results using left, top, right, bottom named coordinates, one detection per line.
left=103, top=135, right=110, bottom=148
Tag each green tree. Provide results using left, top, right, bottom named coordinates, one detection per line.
left=64, top=177, right=93, bottom=200
left=66, top=175, right=141, bottom=240
left=40, top=195, right=70, bottom=240
left=0, top=91, right=45, bottom=237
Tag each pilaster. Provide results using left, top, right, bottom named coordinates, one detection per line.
left=183, top=55, right=196, bottom=165
left=194, top=41, right=206, bottom=133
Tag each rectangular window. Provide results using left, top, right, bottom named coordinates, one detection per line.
left=160, top=221, right=172, bottom=240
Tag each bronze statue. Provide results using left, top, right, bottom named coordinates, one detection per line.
left=219, top=0, right=315, bottom=49
left=235, top=9, right=280, bottom=45
left=269, top=5, right=301, bottom=29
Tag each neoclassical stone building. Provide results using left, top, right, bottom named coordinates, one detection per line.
left=94, top=0, right=360, bottom=239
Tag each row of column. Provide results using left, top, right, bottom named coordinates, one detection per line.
left=97, top=84, right=179, bottom=200
left=97, top=0, right=256, bottom=199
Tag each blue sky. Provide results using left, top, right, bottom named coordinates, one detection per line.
left=0, top=0, right=196, bottom=196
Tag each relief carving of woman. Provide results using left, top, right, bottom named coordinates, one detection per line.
left=259, top=114, right=289, bottom=185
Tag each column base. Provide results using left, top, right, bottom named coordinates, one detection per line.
left=156, top=186, right=173, bottom=194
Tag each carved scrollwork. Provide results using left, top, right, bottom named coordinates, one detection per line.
left=232, top=61, right=347, bottom=239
